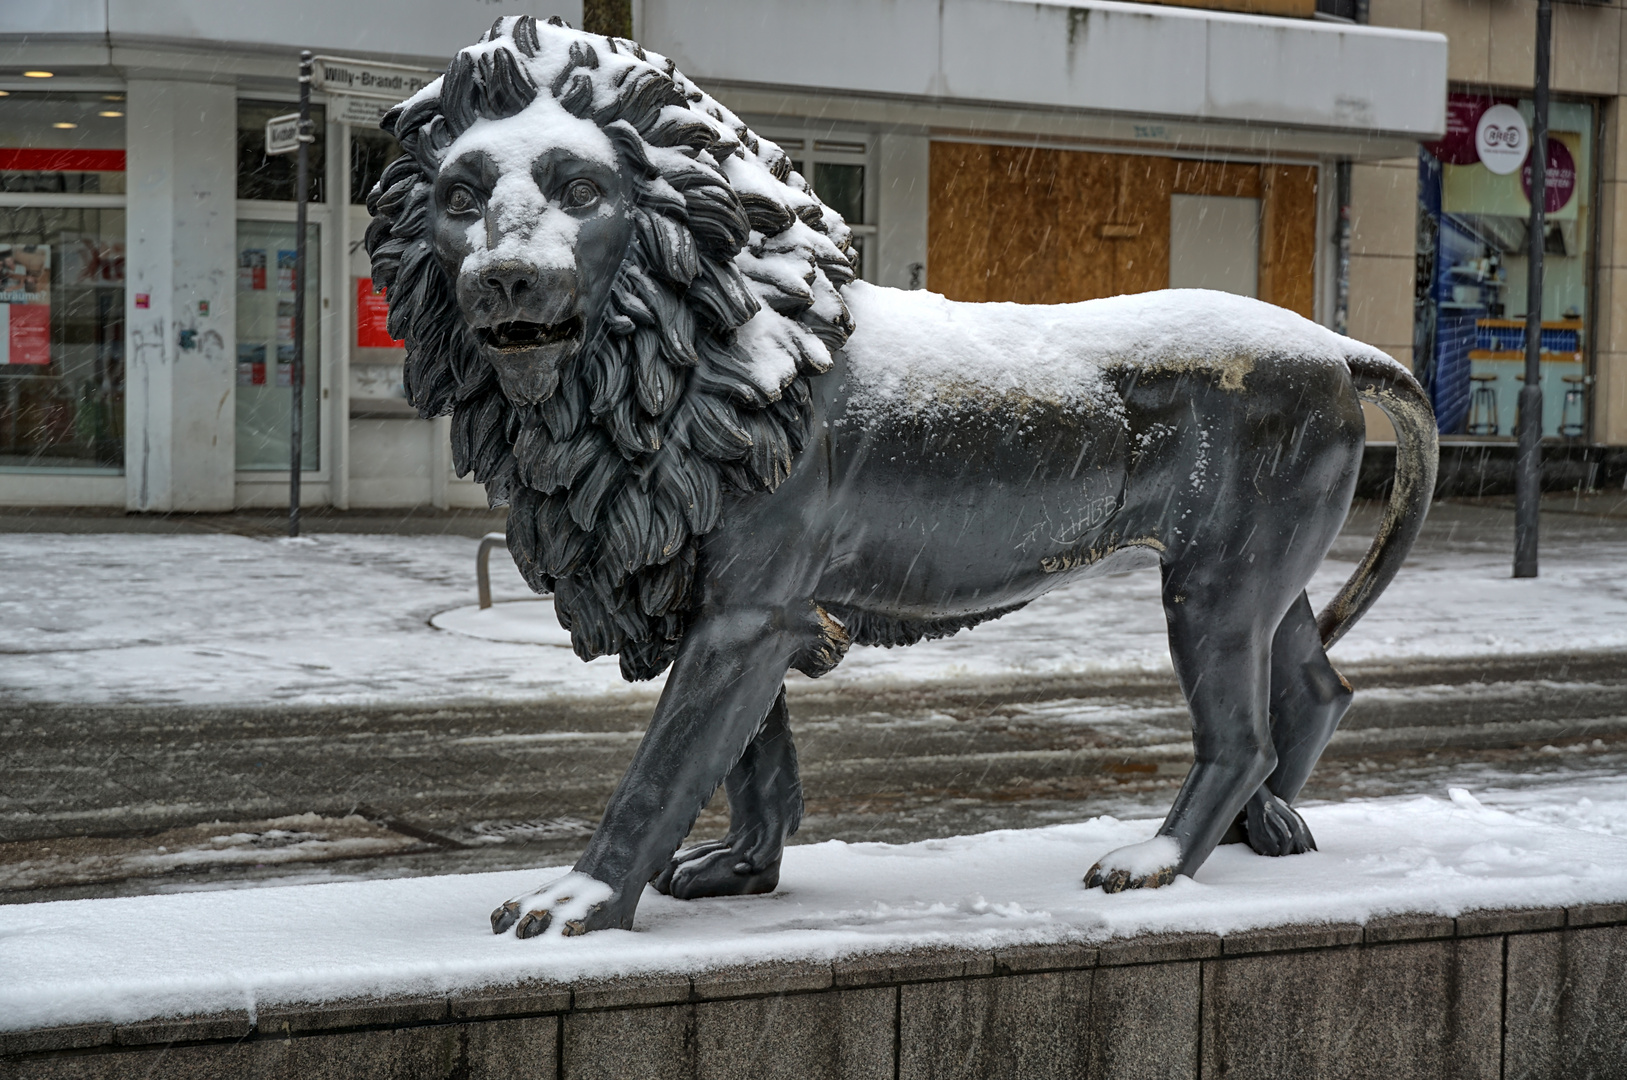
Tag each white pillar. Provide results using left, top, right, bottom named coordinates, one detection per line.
left=123, top=79, right=238, bottom=512
left=876, top=133, right=930, bottom=292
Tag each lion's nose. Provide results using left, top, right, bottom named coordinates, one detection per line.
left=482, top=261, right=538, bottom=306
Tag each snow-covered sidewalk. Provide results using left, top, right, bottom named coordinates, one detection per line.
left=2, top=777, right=1625, bottom=1032
left=3, top=528, right=1627, bottom=707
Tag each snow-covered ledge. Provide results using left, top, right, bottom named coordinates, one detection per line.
left=4, top=794, right=1626, bottom=1076
left=643, top=0, right=1448, bottom=140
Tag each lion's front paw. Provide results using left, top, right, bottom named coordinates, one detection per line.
left=1084, top=837, right=1181, bottom=893
left=652, top=838, right=781, bottom=900
left=492, top=872, right=615, bottom=938
left=1243, top=789, right=1317, bottom=857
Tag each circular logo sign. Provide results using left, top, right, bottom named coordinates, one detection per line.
left=1521, top=136, right=1578, bottom=214
left=1475, top=104, right=1529, bottom=175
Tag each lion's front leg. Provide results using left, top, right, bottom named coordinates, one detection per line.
left=653, top=683, right=802, bottom=900
left=493, top=610, right=797, bottom=937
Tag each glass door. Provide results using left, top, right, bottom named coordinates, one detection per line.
left=235, top=219, right=319, bottom=470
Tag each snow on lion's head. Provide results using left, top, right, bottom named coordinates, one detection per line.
left=365, top=14, right=856, bottom=681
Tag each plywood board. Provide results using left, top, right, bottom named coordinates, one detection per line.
left=929, top=143, right=1171, bottom=305
left=1259, top=164, right=1319, bottom=318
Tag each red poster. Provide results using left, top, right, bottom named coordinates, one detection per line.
left=0, top=244, right=51, bottom=366
left=356, top=277, right=405, bottom=349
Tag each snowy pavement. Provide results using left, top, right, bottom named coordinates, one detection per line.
left=3, top=508, right=1627, bottom=708
left=2, top=776, right=1626, bottom=1033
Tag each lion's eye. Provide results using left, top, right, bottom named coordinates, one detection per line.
left=563, top=179, right=600, bottom=208
left=446, top=186, right=477, bottom=213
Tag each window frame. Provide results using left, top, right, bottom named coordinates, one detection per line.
left=761, top=129, right=878, bottom=283
left=0, top=82, right=129, bottom=476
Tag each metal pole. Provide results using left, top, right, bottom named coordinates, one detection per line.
left=1514, top=0, right=1551, bottom=578
left=290, top=51, right=312, bottom=538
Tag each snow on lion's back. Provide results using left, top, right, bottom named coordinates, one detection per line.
left=838, top=282, right=1399, bottom=420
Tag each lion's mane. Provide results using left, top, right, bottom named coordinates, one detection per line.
left=365, top=15, right=855, bottom=681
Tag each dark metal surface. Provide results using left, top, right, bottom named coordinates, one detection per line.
left=290, top=51, right=313, bottom=539
left=363, top=17, right=1443, bottom=935
left=1514, top=0, right=1552, bottom=579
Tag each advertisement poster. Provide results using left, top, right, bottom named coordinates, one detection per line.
left=276, top=300, right=295, bottom=345
left=62, top=236, right=125, bottom=286
left=0, top=244, right=51, bottom=366
left=276, top=343, right=295, bottom=387
left=239, top=249, right=266, bottom=291
left=355, top=277, right=405, bottom=349
left=237, top=343, right=266, bottom=386
left=277, top=250, right=297, bottom=293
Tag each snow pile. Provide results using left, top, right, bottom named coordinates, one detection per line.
left=3, top=781, right=1626, bottom=1033
left=840, top=283, right=1397, bottom=421
left=4, top=530, right=1627, bottom=707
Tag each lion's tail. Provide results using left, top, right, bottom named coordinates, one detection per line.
left=1316, top=351, right=1439, bottom=649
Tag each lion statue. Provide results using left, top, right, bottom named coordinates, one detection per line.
left=367, top=15, right=1438, bottom=938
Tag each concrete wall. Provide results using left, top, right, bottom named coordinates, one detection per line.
left=642, top=0, right=1448, bottom=140
left=122, top=79, right=238, bottom=513
left=4, top=904, right=1623, bottom=1079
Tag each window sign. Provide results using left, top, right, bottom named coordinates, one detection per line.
left=236, top=220, right=319, bottom=469
left=355, top=277, right=403, bottom=349
left=238, top=248, right=266, bottom=291
left=1415, top=94, right=1594, bottom=439
left=0, top=245, right=52, bottom=366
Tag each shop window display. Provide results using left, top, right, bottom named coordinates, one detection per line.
left=350, top=127, right=402, bottom=206
left=1415, top=94, right=1593, bottom=438
left=0, top=91, right=126, bottom=469
left=236, top=221, right=319, bottom=470
left=237, top=100, right=325, bottom=203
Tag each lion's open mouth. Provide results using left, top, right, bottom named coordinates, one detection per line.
left=478, top=317, right=582, bottom=353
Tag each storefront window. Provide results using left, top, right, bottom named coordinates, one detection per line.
left=237, top=100, right=325, bottom=202
left=1, top=91, right=126, bottom=470
left=351, top=128, right=401, bottom=205
left=1415, top=94, right=1594, bottom=439
left=0, top=91, right=126, bottom=194
left=236, top=220, right=319, bottom=470
left=784, top=137, right=873, bottom=280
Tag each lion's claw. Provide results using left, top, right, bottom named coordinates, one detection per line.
left=1084, top=836, right=1181, bottom=893
left=491, top=900, right=521, bottom=935
left=492, top=871, right=616, bottom=939
left=1084, top=862, right=1177, bottom=893
left=514, top=908, right=552, bottom=939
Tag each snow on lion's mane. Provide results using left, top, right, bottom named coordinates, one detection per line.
left=365, top=15, right=855, bottom=681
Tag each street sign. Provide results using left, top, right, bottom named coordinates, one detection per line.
left=264, top=112, right=301, bottom=156
left=329, top=94, right=394, bottom=129
left=311, top=56, right=438, bottom=101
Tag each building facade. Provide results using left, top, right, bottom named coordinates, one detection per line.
left=0, top=0, right=1505, bottom=512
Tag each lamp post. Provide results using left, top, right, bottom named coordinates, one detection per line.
left=289, top=51, right=313, bottom=538
left=1513, top=0, right=1551, bottom=578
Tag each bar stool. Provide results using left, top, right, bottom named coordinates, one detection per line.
left=1467, top=373, right=1499, bottom=435
left=1561, top=375, right=1587, bottom=438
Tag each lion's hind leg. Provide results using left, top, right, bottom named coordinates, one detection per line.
left=652, top=685, right=803, bottom=900
left=1226, top=591, right=1353, bottom=856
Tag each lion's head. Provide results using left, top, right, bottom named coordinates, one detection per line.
left=365, top=15, right=855, bottom=681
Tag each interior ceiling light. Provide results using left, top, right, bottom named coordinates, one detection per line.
left=98, top=110, right=123, bottom=118
left=0, top=90, right=10, bottom=97
left=23, top=71, right=54, bottom=78
left=103, top=94, right=123, bottom=101
left=52, top=122, right=77, bottom=129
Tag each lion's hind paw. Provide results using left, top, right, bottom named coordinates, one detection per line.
left=1244, top=790, right=1317, bottom=858
left=493, top=872, right=615, bottom=939
left=1084, top=836, right=1181, bottom=894
left=653, top=838, right=781, bottom=900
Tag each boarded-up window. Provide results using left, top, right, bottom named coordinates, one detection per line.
left=928, top=143, right=1316, bottom=318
